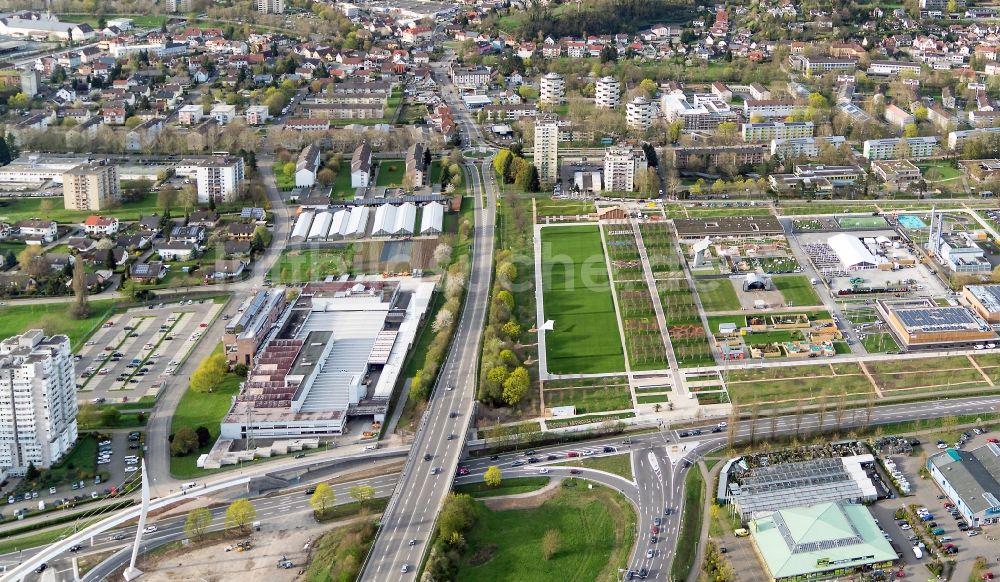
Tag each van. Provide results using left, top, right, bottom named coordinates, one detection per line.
left=734, top=528, right=750, bottom=537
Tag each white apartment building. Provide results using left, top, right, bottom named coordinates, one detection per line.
left=178, top=104, right=204, bottom=125
left=258, top=0, right=284, bottom=13
left=595, top=76, right=620, bottom=108
left=661, top=91, right=737, bottom=130
left=62, top=161, right=121, bottom=211
left=742, top=121, right=814, bottom=142
left=948, top=127, right=1000, bottom=150
left=539, top=72, right=565, bottom=106
left=166, top=0, right=193, bottom=11
left=196, top=156, right=246, bottom=204
left=0, top=331, right=77, bottom=476
left=626, top=96, right=654, bottom=131
left=862, top=136, right=939, bottom=160
left=867, top=60, right=923, bottom=76
left=211, top=103, right=238, bottom=125
left=884, top=104, right=915, bottom=129
left=744, top=99, right=805, bottom=119
left=534, top=116, right=560, bottom=186
left=604, top=146, right=648, bottom=192
left=770, top=135, right=847, bottom=158
left=245, top=105, right=269, bottom=126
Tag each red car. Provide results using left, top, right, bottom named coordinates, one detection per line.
left=651, top=526, right=659, bottom=535
left=569, top=469, right=581, bottom=475
left=895, top=571, right=906, bottom=578
left=567, top=451, right=580, bottom=458
left=989, top=438, right=999, bottom=444
left=199, top=323, right=208, bottom=328
left=456, top=467, right=470, bottom=476
left=982, top=573, right=994, bottom=581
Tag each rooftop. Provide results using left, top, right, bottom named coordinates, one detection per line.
left=929, top=444, right=1000, bottom=514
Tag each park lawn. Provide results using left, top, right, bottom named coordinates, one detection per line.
left=375, top=160, right=406, bottom=186
left=0, top=299, right=116, bottom=350
left=670, top=466, right=705, bottom=581
left=0, top=193, right=160, bottom=224
left=636, top=394, right=670, bottom=404
left=540, top=225, right=625, bottom=374
left=862, top=332, right=900, bottom=353
left=273, top=162, right=295, bottom=191
left=694, top=279, right=741, bottom=312
left=542, top=385, right=633, bottom=414
left=725, top=373, right=874, bottom=406
left=535, top=199, right=594, bottom=218
left=554, top=453, right=633, bottom=481
left=916, top=160, right=962, bottom=181
left=457, top=481, right=636, bottom=582
left=267, top=247, right=353, bottom=284
left=59, top=14, right=167, bottom=27
left=454, top=477, right=551, bottom=498
left=773, top=275, right=822, bottom=306
left=332, top=168, right=355, bottom=200
left=169, top=353, right=242, bottom=478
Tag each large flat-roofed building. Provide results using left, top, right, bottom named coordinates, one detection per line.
left=196, top=156, right=245, bottom=204
left=742, top=121, right=814, bottom=142
left=963, top=285, right=1000, bottom=323
left=938, top=234, right=991, bottom=274
left=878, top=300, right=998, bottom=349
left=750, top=501, right=897, bottom=582
left=871, top=159, right=921, bottom=186
left=769, top=164, right=866, bottom=193
left=0, top=331, right=77, bottom=476
left=62, top=161, right=120, bottom=211
left=862, top=137, right=939, bottom=160
left=220, top=279, right=434, bottom=439
left=674, top=216, right=783, bottom=240
left=770, top=135, right=846, bottom=158
left=927, top=445, right=1000, bottom=528
left=673, top=145, right=769, bottom=169
left=222, top=288, right=289, bottom=365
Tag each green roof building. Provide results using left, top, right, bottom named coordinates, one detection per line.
left=750, top=501, right=897, bottom=581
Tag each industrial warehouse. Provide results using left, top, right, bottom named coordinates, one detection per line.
left=927, top=444, right=1000, bottom=528
left=218, top=279, right=434, bottom=443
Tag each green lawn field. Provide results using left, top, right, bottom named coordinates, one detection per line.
left=169, top=348, right=241, bottom=478
left=0, top=299, right=116, bottom=349
left=267, top=247, right=353, bottom=284
left=540, top=225, right=625, bottom=374
left=454, top=477, right=551, bottom=498
left=332, top=168, right=355, bottom=200
left=773, top=275, right=822, bottom=306
left=542, top=384, right=632, bottom=414
left=553, top=453, right=633, bottom=481
left=695, top=278, right=741, bottom=311
left=0, top=193, right=161, bottom=224
left=375, top=160, right=406, bottom=186
left=456, top=481, right=636, bottom=582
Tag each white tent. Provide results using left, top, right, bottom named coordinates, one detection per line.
left=291, top=211, right=314, bottom=242
left=328, top=209, right=349, bottom=240
left=308, top=211, right=333, bottom=240
left=394, top=202, right=416, bottom=235
left=828, top=233, right=884, bottom=270
left=345, top=206, right=369, bottom=238
left=420, top=201, right=444, bottom=235
left=372, top=204, right=398, bottom=236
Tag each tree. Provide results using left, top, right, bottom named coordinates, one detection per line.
left=493, top=149, right=513, bottom=181
left=77, top=402, right=100, bottom=428
left=157, top=188, right=176, bottom=212
left=438, top=493, right=479, bottom=540
left=317, top=168, right=335, bottom=185
left=903, top=123, right=919, bottom=138
left=638, top=78, right=657, bottom=99
left=100, top=407, right=120, bottom=427
left=195, top=426, right=211, bottom=447
left=3, top=250, right=14, bottom=269
left=484, top=465, right=502, bottom=488
left=170, top=426, right=199, bottom=456
left=310, top=483, right=336, bottom=515
left=349, top=484, right=375, bottom=508
left=25, top=462, right=39, bottom=481
left=17, top=245, right=44, bottom=277
left=502, top=366, right=530, bottom=406
left=69, top=259, right=91, bottom=319
left=432, top=307, right=455, bottom=333
left=542, top=529, right=561, bottom=560
left=432, top=243, right=452, bottom=269
left=190, top=353, right=229, bottom=393
left=807, top=92, right=829, bottom=110
left=515, top=163, right=540, bottom=192
left=184, top=507, right=212, bottom=539
left=7, top=92, right=29, bottom=110
left=224, top=499, right=257, bottom=533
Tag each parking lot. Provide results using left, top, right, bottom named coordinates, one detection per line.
left=76, top=300, right=222, bottom=404
left=3, top=430, right=145, bottom=523
left=870, top=429, right=1000, bottom=582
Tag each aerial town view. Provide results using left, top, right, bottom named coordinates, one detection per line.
left=2, top=0, right=1000, bottom=581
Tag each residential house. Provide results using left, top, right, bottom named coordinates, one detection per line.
left=296, top=143, right=321, bottom=188
left=15, top=219, right=57, bottom=242
left=228, top=223, right=256, bottom=239
left=351, top=142, right=373, bottom=188
left=187, top=211, right=220, bottom=228
left=157, top=241, right=197, bottom=261
left=204, top=259, right=247, bottom=281
left=169, top=225, right=206, bottom=244
left=405, top=142, right=428, bottom=187
left=82, top=215, right=119, bottom=236
left=130, top=261, right=167, bottom=283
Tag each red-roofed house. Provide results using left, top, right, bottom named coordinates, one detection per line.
left=82, top=215, right=120, bottom=236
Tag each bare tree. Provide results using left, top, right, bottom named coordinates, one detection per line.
left=834, top=393, right=848, bottom=433
left=794, top=400, right=805, bottom=437
left=748, top=403, right=760, bottom=445
left=864, top=391, right=875, bottom=430
left=727, top=403, right=740, bottom=448
left=816, top=395, right=829, bottom=433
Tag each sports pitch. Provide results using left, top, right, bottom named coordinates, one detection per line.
left=540, top=225, right=625, bottom=374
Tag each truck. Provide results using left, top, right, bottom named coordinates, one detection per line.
left=180, top=482, right=197, bottom=491
left=912, top=546, right=923, bottom=559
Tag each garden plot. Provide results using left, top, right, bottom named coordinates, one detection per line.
left=722, top=362, right=874, bottom=408
left=605, top=226, right=669, bottom=371
left=866, top=356, right=992, bottom=395
left=543, top=378, right=633, bottom=415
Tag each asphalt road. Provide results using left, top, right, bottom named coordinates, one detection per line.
left=359, top=59, right=496, bottom=579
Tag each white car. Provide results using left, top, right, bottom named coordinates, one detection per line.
left=900, top=523, right=911, bottom=530
left=401, top=564, right=409, bottom=573
left=143, top=525, right=157, bottom=533
left=538, top=468, right=549, bottom=474
left=125, top=466, right=138, bottom=473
